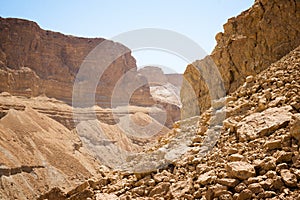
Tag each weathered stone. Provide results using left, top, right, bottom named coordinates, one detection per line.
left=228, top=154, right=244, bottom=162
left=290, top=114, right=300, bottom=143
left=245, top=76, right=254, bottom=84
left=280, top=169, right=297, bottom=187
left=67, top=181, right=90, bottom=197
left=257, top=191, right=276, bottom=199
left=264, top=140, right=282, bottom=151
left=258, top=156, right=277, bottom=173
left=272, top=176, right=285, bottom=190
left=246, top=176, right=264, bottom=185
left=237, top=189, right=252, bottom=200
left=149, top=182, right=170, bottom=197
left=206, top=184, right=228, bottom=199
left=236, top=106, right=292, bottom=141
left=217, top=178, right=239, bottom=188
left=197, top=170, right=216, bottom=185
left=247, top=183, right=264, bottom=194
left=37, top=187, right=66, bottom=200
left=275, top=151, right=293, bottom=163
left=259, top=179, right=273, bottom=190
left=227, top=148, right=239, bottom=155
left=96, top=193, right=119, bottom=200
left=276, top=163, right=289, bottom=173
left=226, top=162, right=256, bottom=180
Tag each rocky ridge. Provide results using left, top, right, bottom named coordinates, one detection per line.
left=38, top=44, right=300, bottom=199
left=0, top=17, right=154, bottom=107
left=182, top=0, right=300, bottom=115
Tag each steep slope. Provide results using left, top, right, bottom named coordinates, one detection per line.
left=0, top=93, right=170, bottom=199
left=39, top=45, right=300, bottom=199
left=182, top=0, right=300, bottom=114
left=0, top=107, right=101, bottom=200
left=0, top=17, right=154, bottom=107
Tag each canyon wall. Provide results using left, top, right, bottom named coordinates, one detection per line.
left=182, top=0, right=300, bottom=114
left=0, top=17, right=154, bottom=107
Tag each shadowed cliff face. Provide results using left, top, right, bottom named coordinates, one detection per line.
left=0, top=17, right=154, bottom=107
left=182, top=0, right=300, bottom=115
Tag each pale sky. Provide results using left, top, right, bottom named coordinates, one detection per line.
left=0, top=0, right=254, bottom=73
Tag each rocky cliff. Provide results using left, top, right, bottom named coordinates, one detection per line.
left=138, top=66, right=182, bottom=127
left=182, top=0, right=300, bottom=114
left=0, top=17, right=154, bottom=107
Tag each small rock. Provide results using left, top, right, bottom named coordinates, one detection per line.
left=272, top=176, right=284, bottom=190
left=290, top=114, right=300, bottom=143
left=217, top=178, right=239, bottom=188
left=246, top=176, right=264, bottom=184
left=234, top=182, right=247, bottom=193
left=197, top=170, right=216, bottom=185
left=67, top=181, right=89, bottom=197
left=226, top=161, right=256, bottom=180
left=259, top=179, right=273, bottom=190
left=223, top=119, right=237, bottom=133
left=246, top=75, right=254, bottom=83
left=219, top=193, right=233, bottom=200
left=280, top=169, right=297, bottom=187
left=96, top=193, right=119, bottom=200
left=258, top=156, right=277, bottom=173
left=257, top=191, right=276, bottom=199
left=264, top=140, right=281, bottom=150
left=206, top=184, right=228, bottom=199
left=247, top=183, right=264, bottom=194
left=276, top=163, right=289, bottom=173
left=149, top=182, right=170, bottom=197
left=275, top=151, right=293, bottom=163
left=237, top=189, right=252, bottom=200
left=227, top=147, right=239, bottom=155
left=228, top=154, right=244, bottom=162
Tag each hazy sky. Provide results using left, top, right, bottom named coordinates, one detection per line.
left=1, top=0, right=253, bottom=73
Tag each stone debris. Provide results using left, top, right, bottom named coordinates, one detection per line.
left=39, top=41, right=300, bottom=200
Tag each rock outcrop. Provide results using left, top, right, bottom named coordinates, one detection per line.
left=41, top=45, right=300, bottom=199
left=138, top=66, right=182, bottom=128
left=0, top=17, right=154, bottom=107
left=182, top=0, right=300, bottom=114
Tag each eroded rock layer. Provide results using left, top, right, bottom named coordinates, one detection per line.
left=0, top=17, right=154, bottom=107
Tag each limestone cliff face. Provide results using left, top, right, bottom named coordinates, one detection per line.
left=182, top=0, right=300, bottom=114
left=138, top=66, right=182, bottom=127
left=0, top=17, right=154, bottom=107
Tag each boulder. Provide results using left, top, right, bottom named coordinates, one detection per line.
left=236, top=106, right=292, bottom=142
left=280, top=169, right=297, bottom=187
left=226, top=162, right=256, bottom=180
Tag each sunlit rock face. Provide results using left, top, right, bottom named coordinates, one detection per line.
left=0, top=17, right=154, bottom=108
left=182, top=0, right=300, bottom=115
